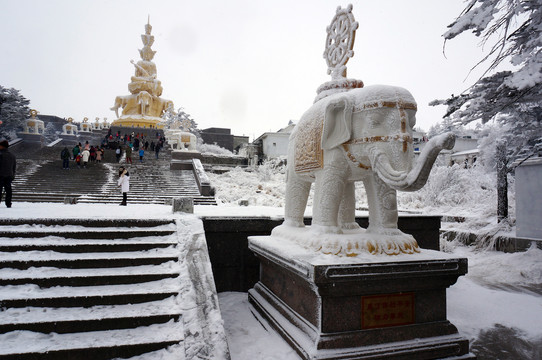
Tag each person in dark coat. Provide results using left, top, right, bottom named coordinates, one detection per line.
left=0, top=140, right=17, bottom=208
left=155, top=142, right=161, bottom=159
left=61, top=147, right=70, bottom=169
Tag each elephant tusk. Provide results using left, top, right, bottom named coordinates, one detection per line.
left=372, top=132, right=456, bottom=191
left=368, top=147, right=408, bottom=185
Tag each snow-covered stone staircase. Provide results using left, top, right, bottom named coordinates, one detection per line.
left=0, top=218, right=186, bottom=359
left=11, top=155, right=216, bottom=205
left=79, top=161, right=215, bottom=205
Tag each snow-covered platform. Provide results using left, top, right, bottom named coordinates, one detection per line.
left=248, top=235, right=476, bottom=360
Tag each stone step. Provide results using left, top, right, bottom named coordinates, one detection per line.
left=0, top=219, right=175, bottom=227
left=0, top=254, right=178, bottom=270
left=0, top=261, right=180, bottom=287
left=0, top=290, right=179, bottom=308
left=11, top=192, right=80, bottom=199
left=0, top=241, right=176, bottom=253
left=0, top=272, right=179, bottom=287
left=11, top=192, right=213, bottom=203
left=0, top=309, right=180, bottom=334
left=77, top=195, right=217, bottom=205
left=0, top=321, right=183, bottom=360
left=0, top=277, right=180, bottom=308
left=0, top=297, right=180, bottom=332
left=0, top=229, right=175, bottom=239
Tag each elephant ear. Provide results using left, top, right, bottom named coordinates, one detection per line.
left=321, top=96, right=353, bottom=150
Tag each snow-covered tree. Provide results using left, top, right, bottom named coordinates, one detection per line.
left=43, top=122, right=59, bottom=143
left=431, top=0, right=542, bottom=223
left=427, top=117, right=481, bottom=139
left=430, top=0, right=542, bottom=163
left=162, top=106, right=199, bottom=134
left=0, top=85, right=30, bottom=139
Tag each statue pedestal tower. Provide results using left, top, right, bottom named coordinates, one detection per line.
left=110, top=20, right=173, bottom=130
left=17, top=110, right=45, bottom=144
left=248, top=5, right=474, bottom=359
left=249, top=237, right=473, bottom=360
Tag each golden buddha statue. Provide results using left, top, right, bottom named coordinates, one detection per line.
left=111, top=18, right=173, bottom=129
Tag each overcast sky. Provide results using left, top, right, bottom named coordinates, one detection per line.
left=1, top=0, right=487, bottom=140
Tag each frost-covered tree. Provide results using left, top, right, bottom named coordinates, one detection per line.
left=43, top=122, right=59, bottom=143
left=0, top=85, right=30, bottom=139
left=161, top=106, right=199, bottom=134
left=431, top=0, right=542, bottom=160
left=431, top=0, right=542, bottom=222
left=427, top=117, right=481, bottom=139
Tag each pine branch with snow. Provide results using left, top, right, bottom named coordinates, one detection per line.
left=431, top=0, right=542, bottom=165
left=0, top=85, right=31, bottom=139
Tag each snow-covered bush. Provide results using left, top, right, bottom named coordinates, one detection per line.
left=256, top=157, right=286, bottom=182
left=398, top=163, right=516, bottom=228
left=207, top=162, right=288, bottom=207
left=198, top=142, right=235, bottom=156
left=207, top=158, right=515, bottom=230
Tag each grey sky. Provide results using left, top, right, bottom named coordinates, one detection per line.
left=0, top=0, right=485, bottom=140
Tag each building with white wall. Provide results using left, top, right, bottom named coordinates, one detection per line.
left=252, top=122, right=295, bottom=160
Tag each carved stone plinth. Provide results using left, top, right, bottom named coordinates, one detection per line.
left=17, top=132, right=43, bottom=144
left=248, top=236, right=475, bottom=360
left=59, top=134, right=79, bottom=146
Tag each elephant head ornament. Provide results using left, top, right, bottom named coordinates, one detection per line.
left=273, top=84, right=455, bottom=256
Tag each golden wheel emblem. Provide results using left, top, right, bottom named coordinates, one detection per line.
left=323, top=4, right=358, bottom=80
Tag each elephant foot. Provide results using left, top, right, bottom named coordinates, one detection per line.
left=270, top=225, right=420, bottom=256
left=367, top=227, right=405, bottom=237
left=310, top=224, right=343, bottom=235
left=339, top=221, right=361, bottom=230
left=282, top=218, right=305, bottom=228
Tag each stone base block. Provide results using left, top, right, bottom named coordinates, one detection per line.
left=16, top=133, right=43, bottom=143
left=63, top=196, right=78, bottom=205
left=171, top=151, right=202, bottom=161
left=248, top=236, right=476, bottom=360
left=173, top=197, right=194, bottom=213
left=170, top=160, right=194, bottom=170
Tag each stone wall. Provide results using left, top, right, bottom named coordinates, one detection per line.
left=202, top=215, right=441, bottom=293
left=200, top=127, right=234, bottom=151
left=201, top=154, right=248, bottom=167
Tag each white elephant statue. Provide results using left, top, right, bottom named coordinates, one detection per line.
left=273, top=84, right=455, bottom=256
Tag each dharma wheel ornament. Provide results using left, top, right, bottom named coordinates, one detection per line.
left=324, top=4, right=358, bottom=80
left=315, top=4, right=364, bottom=103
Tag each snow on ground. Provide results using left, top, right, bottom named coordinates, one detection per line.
left=219, top=292, right=300, bottom=360
left=207, top=163, right=541, bottom=359
left=1, top=161, right=540, bottom=359
left=2, top=198, right=541, bottom=359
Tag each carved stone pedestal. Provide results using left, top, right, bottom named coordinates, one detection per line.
left=17, top=133, right=43, bottom=144
left=59, top=134, right=79, bottom=146
left=248, top=236, right=475, bottom=360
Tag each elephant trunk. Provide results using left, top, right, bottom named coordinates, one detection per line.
left=371, top=132, right=455, bottom=192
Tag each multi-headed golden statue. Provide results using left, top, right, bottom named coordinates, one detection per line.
left=110, top=19, right=173, bottom=129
